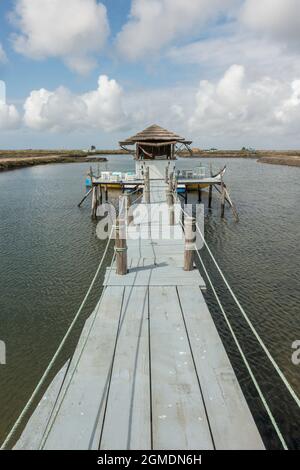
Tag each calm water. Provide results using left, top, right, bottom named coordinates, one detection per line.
left=0, top=157, right=299, bottom=449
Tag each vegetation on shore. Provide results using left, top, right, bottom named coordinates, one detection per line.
left=179, top=148, right=300, bottom=167
left=1, top=148, right=300, bottom=171
left=0, top=150, right=107, bottom=172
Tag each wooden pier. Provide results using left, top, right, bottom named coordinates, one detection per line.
left=9, top=126, right=265, bottom=450
left=15, top=177, right=264, bottom=450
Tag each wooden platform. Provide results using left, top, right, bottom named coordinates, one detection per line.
left=15, top=180, right=264, bottom=450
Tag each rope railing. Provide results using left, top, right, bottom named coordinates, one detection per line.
left=194, top=219, right=300, bottom=408
left=38, top=251, right=117, bottom=450
left=173, top=195, right=299, bottom=449
left=194, top=247, right=288, bottom=449
left=176, top=199, right=300, bottom=407
left=1, top=227, right=115, bottom=450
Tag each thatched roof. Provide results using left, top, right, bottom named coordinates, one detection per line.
left=120, top=124, right=192, bottom=146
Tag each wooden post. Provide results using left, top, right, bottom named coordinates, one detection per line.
left=115, top=202, right=128, bottom=276
left=78, top=188, right=92, bottom=207
left=167, top=175, right=175, bottom=226
left=208, top=185, right=213, bottom=209
left=125, top=193, right=134, bottom=226
left=144, top=167, right=150, bottom=204
left=97, top=185, right=102, bottom=207
left=221, top=177, right=225, bottom=219
left=105, top=185, right=108, bottom=202
left=224, top=185, right=239, bottom=222
left=165, top=166, right=169, bottom=184
left=91, top=185, right=97, bottom=219
left=184, top=216, right=196, bottom=271
left=174, top=175, right=178, bottom=194
left=198, top=185, right=202, bottom=203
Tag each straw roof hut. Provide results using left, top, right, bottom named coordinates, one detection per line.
left=119, top=124, right=192, bottom=160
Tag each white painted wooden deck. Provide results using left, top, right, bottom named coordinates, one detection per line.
left=15, top=179, right=264, bottom=450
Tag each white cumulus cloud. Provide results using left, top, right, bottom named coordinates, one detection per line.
left=23, top=75, right=127, bottom=132
left=241, top=0, right=300, bottom=47
left=0, top=103, right=20, bottom=130
left=10, top=0, right=109, bottom=74
left=116, top=0, right=235, bottom=60
left=188, top=65, right=300, bottom=141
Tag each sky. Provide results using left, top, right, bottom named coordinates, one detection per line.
left=0, top=0, right=300, bottom=149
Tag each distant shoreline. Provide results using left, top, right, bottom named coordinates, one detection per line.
left=0, top=150, right=108, bottom=172
left=179, top=149, right=300, bottom=167
left=0, top=149, right=300, bottom=172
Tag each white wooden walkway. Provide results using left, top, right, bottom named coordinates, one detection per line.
left=16, top=180, right=264, bottom=450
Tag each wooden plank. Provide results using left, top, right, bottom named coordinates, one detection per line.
left=43, top=286, right=125, bottom=450
left=14, top=362, right=70, bottom=450
left=104, top=266, right=205, bottom=288
left=100, top=287, right=151, bottom=450
left=177, top=286, right=265, bottom=450
left=149, top=286, right=214, bottom=450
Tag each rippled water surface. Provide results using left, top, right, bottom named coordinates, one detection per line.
left=0, top=157, right=299, bottom=448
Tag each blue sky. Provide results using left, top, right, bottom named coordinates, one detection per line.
left=0, top=0, right=300, bottom=149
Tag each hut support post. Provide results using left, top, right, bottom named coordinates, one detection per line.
left=224, top=185, right=239, bottom=222
left=208, top=185, right=213, bottom=209
left=165, top=166, right=169, bottom=184
left=125, top=193, right=134, bottom=226
left=78, top=188, right=92, bottom=208
left=198, top=185, right=202, bottom=203
left=184, top=216, right=196, bottom=271
left=221, top=177, right=225, bottom=218
left=144, top=167, right=150, bottom=204
left=91, top=185, right=97, bottom=219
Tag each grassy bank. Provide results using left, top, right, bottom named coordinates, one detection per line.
left=179, top=149, right=300, bottom=167
left=1, top=149, right=300, bottom=172
left=258, top=155, right=300, bottom=167
left=0, top=150, right=107, bottom=172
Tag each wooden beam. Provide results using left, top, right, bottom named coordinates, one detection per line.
left=78, top=188, right=92, bottom=208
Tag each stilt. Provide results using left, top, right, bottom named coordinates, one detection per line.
left=198, top=185, right=202, bottom=203
left=91, top=185, right=97, bottom=220
left=165, top=166, right=169, bottom=184
left=184, top=216, right=196, bottom=271
left=105, top=186, right=108, bottom=203
left=224, top=185, right=239, bottom=222
left=78, top=188, right=92, bottom=208
left=166, top=174, right=175, bottom=226
left=208, top=185, right=213, bottom=209
left=213, top=184, right=239, bottom=221
left=125, top=193, right=134, bottom=226
left=144, top=167, right=150, bottom=204
left=174, top=175, right=178, bottom=194
left=221, top=177, right=225, bottom=219
left=97, top=185, right=101, bottom=205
